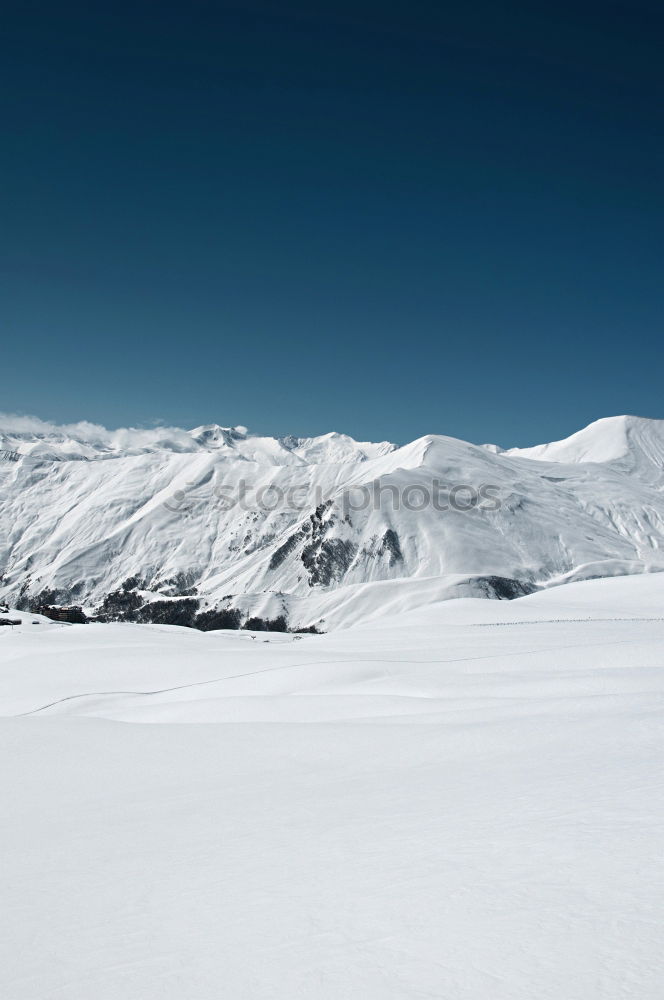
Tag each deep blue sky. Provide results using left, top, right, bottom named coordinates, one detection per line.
left=2, top=1, right=662, bottom=446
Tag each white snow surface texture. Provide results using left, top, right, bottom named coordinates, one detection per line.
left=2, top=412, right=664, bottom=627
left=1, top=573, right=663, bottom=998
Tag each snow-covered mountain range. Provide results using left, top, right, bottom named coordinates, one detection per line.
left=1, top=413, right=664, bottom=629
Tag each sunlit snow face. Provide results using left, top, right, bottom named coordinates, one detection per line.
left=162, top=478, right=503, bottom=515
left=2, top=412, right=664, bottom=629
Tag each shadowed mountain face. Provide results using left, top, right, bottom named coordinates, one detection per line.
left=1, top=415, right=664, bottom=629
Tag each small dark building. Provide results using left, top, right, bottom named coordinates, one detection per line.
left=35, top=605, right=88, bottom=624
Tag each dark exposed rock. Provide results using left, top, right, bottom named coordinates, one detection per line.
left=23, top=587, right=74, bottom=612
left=194, top=607, right=242, bottom=631
left=378, top=529, right=403, bottom=566
left=283, top=499, right=358, bottom=587
left=97, top=588, right=144, bottom=620
left=158, top=571, right=199, bottom=597
left=269, top=528, right=306, bottom=570
left=268, top=501, right=335, bottom=573
left=302, top=538, right=358, bottom=587
left=470, top=576, right=537, bottom=600
left=243, top=614, right=289, bottom=632
left=134, top=599, right=200, bottom=627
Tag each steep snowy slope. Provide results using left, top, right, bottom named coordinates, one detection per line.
left=1, top=413, right=664, bottom=628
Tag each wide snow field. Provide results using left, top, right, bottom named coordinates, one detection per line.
left=1, top=574, right=663, bottom=999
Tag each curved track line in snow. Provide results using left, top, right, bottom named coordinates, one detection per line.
left=14, top=633, right=649, bottom=718
left=470, top=616, right=664, bottom=627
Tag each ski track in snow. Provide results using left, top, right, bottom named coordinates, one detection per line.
left=15, top=632, right=659, bottom=719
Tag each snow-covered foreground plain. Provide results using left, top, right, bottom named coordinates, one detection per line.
left=1, top=574, right=663, bottom=998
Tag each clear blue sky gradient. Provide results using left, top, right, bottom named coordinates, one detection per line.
left=2, top=1, right=662, bottom=446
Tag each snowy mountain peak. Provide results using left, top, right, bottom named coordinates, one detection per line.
left=505, top=415, right=664, bottom=476
left=2, top=412, right=664, bottom=629
left=285, top=432, right=396, bottom=465
left=189, top=424, right=248, bottom=448
left=0, top=415, right=394, bottom=467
